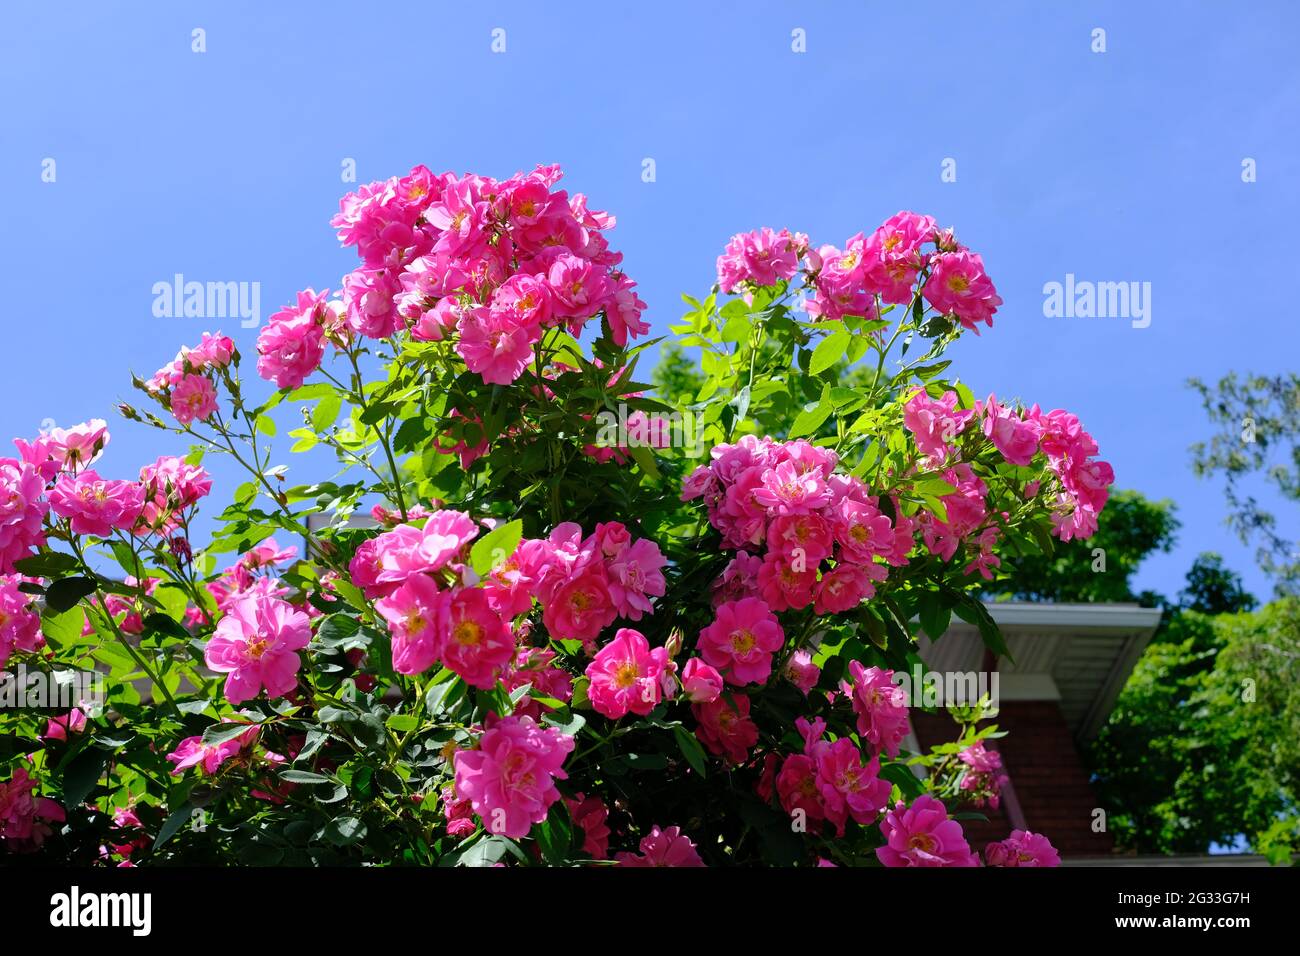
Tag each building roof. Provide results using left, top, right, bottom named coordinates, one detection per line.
left=918, top=602, right=1163, bottom=743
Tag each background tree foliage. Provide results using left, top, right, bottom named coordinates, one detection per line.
left=1189, top=371, right=1300, bottom=596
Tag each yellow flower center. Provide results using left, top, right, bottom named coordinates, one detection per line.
left=729, top=629, right=755, bottom=655
left=908, top=833, right=937, bottom=854
left=452, top=620, right=482, bottom=647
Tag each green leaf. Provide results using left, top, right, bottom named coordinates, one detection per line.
left=41, top=607, right=86, bottom=648
left=470, top=520, right=522, bottom=576
left=953, top=594, right=1014, bottom=663
left=14, top=551, right=80, bottom=578
left=312, top=393, right=343, bottom=432
left=788, top=397, right=832, bottom=439
left=279, top=769, right=333, bottom=785
left=154, top=803, right=193, bottom=849
left=61, top=747, right=108, bottom=807
left=386, top=714, right=419, bottom=733
left=917, top=592, right=952, bottom=640
left=201, top=722, right=259, bottom=746
left=322, top=816, right=367, bottom=846
left=809, top=328, right=850, bottom=375
left=673, top=725, right=707, bottom=777
left=45, top=576, right=97, bottom=613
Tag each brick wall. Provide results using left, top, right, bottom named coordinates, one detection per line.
left=911, top=701, right=1113, bottom=858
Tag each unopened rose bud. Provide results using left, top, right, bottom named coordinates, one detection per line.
left=664, top=628, right=684, bottom=658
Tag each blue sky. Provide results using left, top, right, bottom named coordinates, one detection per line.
left=3, top=0, right=1297, bottom=602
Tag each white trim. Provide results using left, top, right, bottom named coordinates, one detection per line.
left=982, top=602, right=1163, bottom=632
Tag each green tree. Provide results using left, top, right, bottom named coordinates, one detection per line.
left=1189, top=371, right=1300, bottom=596
left=984, top=490, right=1179, bottom=605
left=1088, top=559, right=1298, bottom=859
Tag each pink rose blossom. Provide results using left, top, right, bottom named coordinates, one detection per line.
left=46, top=419, right=110, bottom=472
left=585, top=627, right=669, bottom=719
left=42, top=709, right=87, bottom=742
left=615, top=825, right=706, bottom=867
left=0, top=574, right=42, bottom=666
left=374, top=572, right=443, bottom=676
left=204, top=591, right=312, bottom=704
left=48, top=470, right=145, bottom=537
left=693, top=693, right=759, bottom=764
left=565, top=792, right=611, bottom=859
left=699, top=597, right=784, bottom=686
left=256, top=289, right=329, bottom=389
left=452, top=714, right=574, bottom=840
left=784, top=649, right=821, bottom=695
left=842, top=662, right=910, bottom=757
left=876, top=795, right=979, bottom=867
left=604, top=537, right=666, bottom=621
left=985, top=830, right=1060, bottom=867
left=437, top=586, right=515, bottom=689
left=680, top=657, right=724, bottom=703
left=923, top=250, right=1002, bottom=332
left=169, top=373, right=218, bottom=425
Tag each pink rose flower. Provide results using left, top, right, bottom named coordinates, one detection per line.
left=42, top=709, right=87, bottom=742
left=693, top=693, right=759, bottom=765
left=784, top=649, right=821, bottom=696
left=48, top=470, right=145, bottom=537
left=165, top=726, right=258, bottom=776
left=170, top=373, right=218, bottom=425
left=0, top=574, right=42, bottom=666
left=204, top=591, right=312, bottom=704
left=565, top=792, right=611, bottom=859
left=615, top=825, right=705, bottom=867
left=680, top=657, right=724, bottom=704
left=436, top=586, right=515, bottom=689
left=452, top=715, right=574, bottom=839
left=981, top=395, right=1040, bottom=466
left=46, top=419, right=110, bottom=472
left=256, top=289, right=330, bottom=389
left=585, top=627, right=670, bottom=719
left=842, top=662, right=910, bottom=758
left=456, top=304, right=540, bottom=385
left=374, top=571, right=443, bottom=676
left=604, top=537, right=666, bottom=621
left=698, top=597, right=784, bottom=686
left=985, top=830, right=1060, bottom=867
left=876, top=795, right=979, bottom=867
left=541, top=565, right=617, bottom=641
left=0, top=769, right=65, bottom=852
left=0, top=460, right=48, bottom=573
left=923, top=250, right=1002, bottom=332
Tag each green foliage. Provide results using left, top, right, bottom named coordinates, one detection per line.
left=1189, top=371, right=1300, bottom=596
left=983, top=490, right=1179, bottom=605
left=1089, top=574, right=1298, bottom=860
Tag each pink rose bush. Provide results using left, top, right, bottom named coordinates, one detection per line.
left=0, top=168, right=1086, bottom=868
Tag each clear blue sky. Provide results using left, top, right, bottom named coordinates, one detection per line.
left=3, top=0, right=1297, bottom=602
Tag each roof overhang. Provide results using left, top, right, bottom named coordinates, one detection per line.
left=917, top=602, right=1163, bottom=743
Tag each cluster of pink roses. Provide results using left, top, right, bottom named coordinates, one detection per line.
left=684, top=435, right=911, bottom=617
left=353, top=512, right=667, bottom=695
left=0, top=418, right=116, bottom=572
left=0, top=768, right=65, bottom=853
left=256, top=164, right=649, bottom=393
left=957, top=740, right=1006, bottom=809
left=903, top=388, right=1115, bottom=548
left=145, top=332, right=234, bottom=426
left=1, top=418, right=213, bottom=569
left=716, top=212, right=1002, bottom=331
left=0, top=573, right=42, bottom=667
